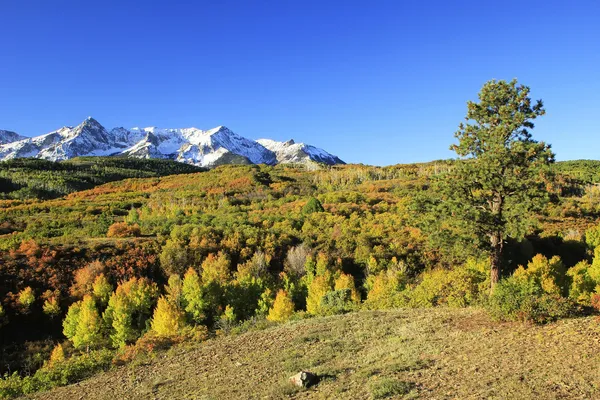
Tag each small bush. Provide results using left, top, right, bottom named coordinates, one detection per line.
left=513, top=254, right=567, bottom=296
left=302, top=197, right=324, bottom=214
left=486, top=276, right=575, bottom=324
left=408, top=259, right=488, bottom=308
left=113, top=326, right=208, bottom=366
left=320, top=289, right=355, bottom=315
left=106, top=222, right=141, bottom=238
left=364, top=269, right=407, bottom=310
left=566, top=261, right=596, bottom=305
left=0, top=349, right=114, bottom=398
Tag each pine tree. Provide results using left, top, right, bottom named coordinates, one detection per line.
left=302, top=197, right=324, bottom=214
left=442, top=79, right=554, bottom=290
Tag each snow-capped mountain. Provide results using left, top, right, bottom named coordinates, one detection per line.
left=0, top=130, right=26, bottom=145
left=121, top=126, right=277, bottom=166
left=0, top=118, right=132, bottom=161
left=257, top=139, right=344, bottom=165
left=0, top=118, right=344, bottom=168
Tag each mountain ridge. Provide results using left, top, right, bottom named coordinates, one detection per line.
left=0, top=118, right=344, bottom=168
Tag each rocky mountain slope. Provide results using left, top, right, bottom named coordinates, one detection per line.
left=0, top=130, right=26, bottom=145
left=257, top=138, right=344, bottom=165
left=0, top=118, right=344, bottom=168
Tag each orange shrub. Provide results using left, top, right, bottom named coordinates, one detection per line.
left=107, top=222, right=141, bottom=238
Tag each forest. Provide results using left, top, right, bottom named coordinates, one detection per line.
left=1, top=81, right=600, bottom=398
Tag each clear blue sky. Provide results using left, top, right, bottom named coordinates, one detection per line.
left=1, top=0, right=598, bottom=165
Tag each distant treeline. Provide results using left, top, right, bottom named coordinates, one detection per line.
left=0, top=157, right=205, bottom=200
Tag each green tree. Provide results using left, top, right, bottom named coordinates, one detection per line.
left=303, top=197, right=324, bottom=214
left=92, top=274, right=113, bottom=306
left=63, top=301, right=81, bottom=340
left=306, top=273, right=333, bottom=315
left=43, top=296, right=61, bottom=317
left=182, top=268, right=205, bottom=324
left=105, top=291, right=135, bottom=348
left=18, top=287, right=35, bottom=311
left=443, top=79, right=554, bottom=290
left=72, top=295, right=102, bottom=351
left=165, top=274, right=184, bottom=307
left=103, top=278, right=159, bottom=348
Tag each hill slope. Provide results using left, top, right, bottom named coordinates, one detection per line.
left=26, top=308, right=600, bottom=400
left=0, top=157, right=204, bottom=200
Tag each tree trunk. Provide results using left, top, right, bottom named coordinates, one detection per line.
left=490, top=231, right=503, bottom=292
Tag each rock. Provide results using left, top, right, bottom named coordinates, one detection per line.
left=289, top=371, right=318, bottom=388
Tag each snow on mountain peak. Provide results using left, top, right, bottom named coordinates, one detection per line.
left=0, top=119, right=344, bottom=167
left=257, top=138, right=344, bottom=165
left=0, top=130, right=26, bottom=145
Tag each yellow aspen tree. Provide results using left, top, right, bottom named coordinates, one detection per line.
left=306, top=274, right=332, bottom=315
left=334, top=273, right=361, bottom=303
left=267, top=290, right=294, bottom=322
left=18, top=287, right=35, bottom=310
left=48, top=343, right=66, bottom=366
left=151, top=296, right=186, bottom=336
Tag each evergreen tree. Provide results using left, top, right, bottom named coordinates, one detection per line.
left=442, top=79, right=554, bottom=290
left=302, top=197, right=325, bottom=214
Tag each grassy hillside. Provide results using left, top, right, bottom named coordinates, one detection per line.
left=0, top=157, right=204, bottom=200
left=0, top=159, right=599, bottom=398
left=26, top=308, right=600, bottom=400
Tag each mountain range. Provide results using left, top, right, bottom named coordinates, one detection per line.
left=0, top=118, right=344, bottom=167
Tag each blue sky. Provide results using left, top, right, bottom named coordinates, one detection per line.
left=1, top=0, right=598, bottom=165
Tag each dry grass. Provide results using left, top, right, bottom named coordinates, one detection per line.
left=24, top=308, right=600, bottom=399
